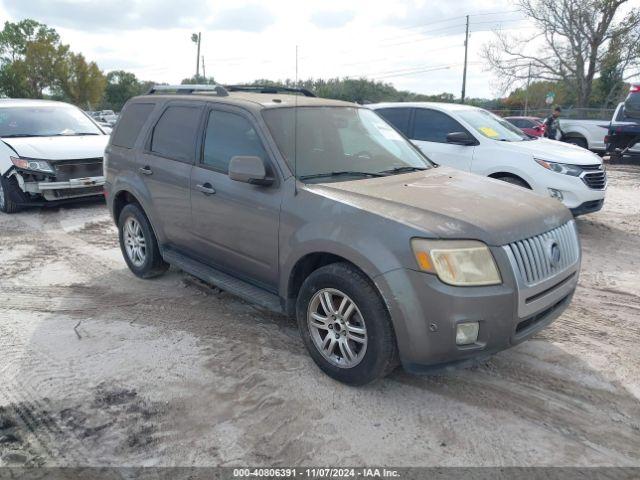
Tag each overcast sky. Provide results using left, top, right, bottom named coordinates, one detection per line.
left=0, top=0, right=546, bottom=98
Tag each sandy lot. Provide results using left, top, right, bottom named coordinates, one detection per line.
left=0, top=165, right=639, bottom=467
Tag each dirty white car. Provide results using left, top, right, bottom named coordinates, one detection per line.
left=0, top=99, right=109, bottom=213
left=372, top=102, right=607, bottom=216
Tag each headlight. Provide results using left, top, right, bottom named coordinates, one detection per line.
left=10, top=156, right=54, bottom=173
left=411, top=239, right=501, bottom=286
left=535, top=158, right=582, bottom=176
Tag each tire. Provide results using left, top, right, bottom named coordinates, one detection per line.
left=565, top=137, right=588, bottom=149
left=118, top=203, right=169, bottom=278
left=296, top=262, right=398, bottom=385
left=0, top=175, right=22, bottom=214
left=494, top=175, right=531, bottom=189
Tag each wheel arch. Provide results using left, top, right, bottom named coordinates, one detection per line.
left=285, top=252, right=380, bottom=317
left=488, top=171, right=532, bottom=189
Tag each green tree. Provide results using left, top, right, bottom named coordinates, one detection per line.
left=246, top=77, right=455, bottom=104
left=181, top=74, right=216, bottom=85
left=0, top=19, right=68, bottom=98
left=57, top=52, right=106, bottom=108
left=103, top=70, right=147, bottom=111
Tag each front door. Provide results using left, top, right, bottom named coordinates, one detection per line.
left=410, top=108, right=475, bottom=171
left=189, top=105, right=282, bottom=291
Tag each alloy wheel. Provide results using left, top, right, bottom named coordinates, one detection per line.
left=123, top=216, right=147, bottom=267
left=307, top=288, right=368, bottom=368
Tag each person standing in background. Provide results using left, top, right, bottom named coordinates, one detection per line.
left=544, top=106, right=563, bottom=140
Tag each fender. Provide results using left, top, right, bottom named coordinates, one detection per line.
left=110, top=173, right=169, bottom=247
left=0, top=140, right=17, bottom=176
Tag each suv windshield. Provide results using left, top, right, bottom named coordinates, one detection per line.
left=262, top=107, right=432, bottom=181
left=458, top=109, right=530, bottom=142
left=0, top=105, right=102, bottom=138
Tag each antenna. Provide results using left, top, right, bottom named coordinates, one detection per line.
left=293, top=44, right=299, bottom=195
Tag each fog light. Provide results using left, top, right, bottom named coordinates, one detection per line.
left=548, top=188, right=564, bottom=200
left=456, top=322, right=479, bottom=345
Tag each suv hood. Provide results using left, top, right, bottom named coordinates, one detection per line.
left=502, top=137, right=601, bottom=166
left=308, top=167, right=572, bottom=246
left=1, top=135, right=108, bottom=160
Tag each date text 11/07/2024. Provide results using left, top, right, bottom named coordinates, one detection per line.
left=232, top=468, right=401, bottom=478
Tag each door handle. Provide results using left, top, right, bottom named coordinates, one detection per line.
left=139, top=166, right=153, bottom=175
left=196, top=183, right=216, bottom=195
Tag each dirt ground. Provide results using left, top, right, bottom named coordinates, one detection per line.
left=0, top=165, right=639, bottom=468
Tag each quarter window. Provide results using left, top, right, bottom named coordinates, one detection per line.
left=412, top=109, right=467, bottom=143
left=150, top=105, right=202, bottom=162
left=111, top=103, right=154, bottom=148
left=202, top=110, right=267, bottom=173
left=376, top=108, right=412, bottom=136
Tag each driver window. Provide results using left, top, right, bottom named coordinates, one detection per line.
left=412, top=109, right=466, bottom=143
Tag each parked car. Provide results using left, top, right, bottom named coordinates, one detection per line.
left=0, top=99, right=109, bottom=213
left=98, top=110, right=119, bottom=126
left=606, top=96, right=640, bottom=162
left=624, top=83, right=640, bottom=119
left=372, top=102, right=606, bottom=216
left=105, top=84, right=581, bottom=385
left=505, top=116, right=546, bottom=137
left=558, top=118, right=610, bottom=151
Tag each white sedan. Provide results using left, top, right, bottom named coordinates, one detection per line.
left=370, top=102, right=606, bottom=216
left=0, top=99, right=109, bottom=213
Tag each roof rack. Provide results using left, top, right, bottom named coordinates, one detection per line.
left=224, top=85, right=316, bottom=97
left=146, top=84, right=229, bottom=97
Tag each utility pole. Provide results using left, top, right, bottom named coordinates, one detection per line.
left=461, top=15, right=469, bottom=104
left=524, top=62, right=532, bottom=116
left=202, top=56, right=206, bottom=79
left=191, top=32, right=201, bottom=77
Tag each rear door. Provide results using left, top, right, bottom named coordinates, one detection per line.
left=139, top=102, right=204, bottom=248
left=409, top=108, right=475, bottom=170
left=189, top=104, right=282, bottom=291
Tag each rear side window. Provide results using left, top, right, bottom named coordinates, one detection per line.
left=412, top=109, right=466, bottom=143
left=202, top=110, right=267, bottom=173
left=150, top=105, right=203, bottom=162
left=376, top=108, right=411, bottom=136
left=111, top=103, right=154, bottom=148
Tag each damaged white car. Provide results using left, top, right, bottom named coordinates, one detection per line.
left=0, top=99, right=109, bottom=213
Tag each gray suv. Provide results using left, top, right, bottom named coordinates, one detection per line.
left=105, top=84, right=580, bottom=385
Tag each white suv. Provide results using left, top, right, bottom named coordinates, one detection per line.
left=0, top=99, right=109, bottom=213
left=371, top=102, right=606, bottom=216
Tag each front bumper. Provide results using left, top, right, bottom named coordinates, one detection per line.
left=531, top=169, right=606, bottom=210
left=24, top=175, right=105, bottom=193
left=22, top=175, right=105, bottom=201
left=374, top=248, right=579, bottom=373
left=570, top=199, right=604, bottom=216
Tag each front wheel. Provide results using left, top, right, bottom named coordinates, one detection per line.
left=296, top=263, right=398, bottom=385
left=118, top=203, right=169, bottom=278
left=0, top=176, right=22, bottom=214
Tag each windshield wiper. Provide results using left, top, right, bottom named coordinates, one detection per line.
left=377, top=166, right=428, bottom=175
left=0, top=134, right=50, bottom=138
left=49, top=132, right=100, bottom=136
left=299, top=171, right=385, bottom=181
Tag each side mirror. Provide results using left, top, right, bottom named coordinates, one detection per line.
left=228, top=156, right=273, bottom=186
left=446, top=131, right=476, bottom=146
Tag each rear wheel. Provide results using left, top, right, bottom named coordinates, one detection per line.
left=0, top=176, right=22, bottom=214
left=565, top=137, right=588, bottom=149
left=118, top=203, right=169, bottom=278
left=296, top=263, right=398, bottom=385
left=494, top=175, right=531, bottom=189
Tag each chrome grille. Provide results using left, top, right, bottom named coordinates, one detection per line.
left=506, top=221, right=579, bottom=286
